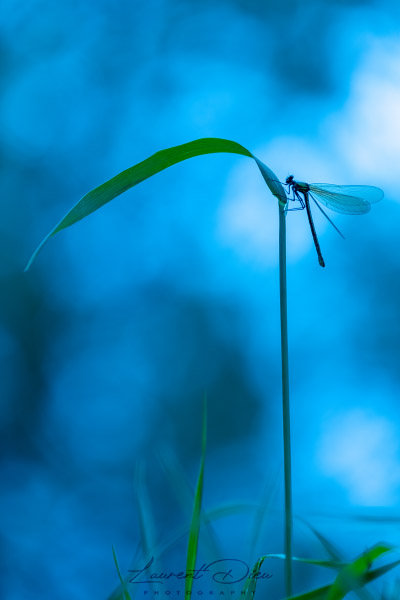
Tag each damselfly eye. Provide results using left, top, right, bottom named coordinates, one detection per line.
left=286, top=175, right=294, bottom=184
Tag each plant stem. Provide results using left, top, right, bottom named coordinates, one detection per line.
left=279, top=203, right=293, bottom=598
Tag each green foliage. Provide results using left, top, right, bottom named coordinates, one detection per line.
left=326, top=545, right=395, bottom=600
left=112, top=546, right=132, bottom=600
left=269, top=543, right=399, bottom=600
left=185, top=397, right=207, bottom=596
left=134, top=462, right=157, bottom=563
left=25, top=137, right=286, bottom=270
left=242, top=556, right=267, bottom=597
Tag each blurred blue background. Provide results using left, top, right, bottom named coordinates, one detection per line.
left=2, top=0, right=400, bottom=598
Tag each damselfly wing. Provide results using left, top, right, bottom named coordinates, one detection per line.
left=307, top=183, right=384, bottom=215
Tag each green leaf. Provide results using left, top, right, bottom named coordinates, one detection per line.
left=134, top=462, right=157, bottom=563
left=112, top=546, right=132, bottom=600
left=156, top=449, right=221, bottom=561
left=185, top=396, right=207, bottom=597
left=286, top=583, right=333, bottom=600
left=107, top=499, right=258, bottom=600
left=25, top=138, right=286, bottom=270
left=364, top=559, right=400, bottom=584
left=206, top=503, right=258, bottom=520
left=242, top=556, right=267, bottom=597
left=326, top=543, right=394, bottom=600
left=299, top=519, right=344, bottom=564
left=249, top=468, right=281, bottom=558
left=282, top=560, right=400, bottom=600
left=301, top=521, right=374, bottom=600
left=270, top=544, right=399, bottom=600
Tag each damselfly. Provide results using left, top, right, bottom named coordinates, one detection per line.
left=285, top=176, right=384, bottom=267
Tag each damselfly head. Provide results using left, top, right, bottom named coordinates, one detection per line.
left=286, top=175, right=294, bottom=184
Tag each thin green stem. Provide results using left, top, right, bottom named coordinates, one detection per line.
left=279, top=203, right=293, bottom=598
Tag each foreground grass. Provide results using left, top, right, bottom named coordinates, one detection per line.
left=110, top=410, right=400, bottom=600
left=25, top=137, right=388, bottom=598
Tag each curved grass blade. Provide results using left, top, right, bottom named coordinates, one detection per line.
left=112, top=546, right=133, bottom=600
left=185, top=396, right=207, bottom=597
left=206, top=502, right=258, bottom=520
left=249, top=467, right=281, bottom=559
left=326, top=543, right=394, bottom=600
left=108, top=464, right=158, bottom=600
left=109, top=399, right=208, bottom=600
left=266, top=554, right=347, bottom=569
left=298, top=509, right=400, bottom=523
left=286, top=583, right=333, bottom=600
left=364, top=559, right=400, bottom=584
left=156, top=449, right=222, bottom=562
left=107, top=502, right=260, bottom=600
left=25, top=138, right=286, bottom=270
left=268, top=544, right=399, bottom=600
left=299, top=520, right=343, bottom=563
left=242, top=556, right=267, bottom=597
left=283, top=560, right=400, bottom=600
left=299, top=519, right=374, bottom=600
left=134, top=462, right=157, bottom=563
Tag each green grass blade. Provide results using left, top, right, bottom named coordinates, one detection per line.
left=134, top=462, right=157, bottom=562
left=249, top=468, right=281, bottom=558
left=147, top=502, right=257, bottom=564
left=301, top=509, right=400, bottom=523
left=156, top=449, right=194, bottom=515
left=156, top=449, right=222, bottom=561
left=326, top=544, right=395, bottom=600
left=269, top=545, right=399, bottom=600
left=206, top=502, right=258, bottom=519
left=185, top=397, right=207, bottom=597
left=25, top=138, right=286, bottom=270
left=112, top=546, right=132, bottom=600
left=364, top=559, right=400, bottom=584
left=282, top=560, right=400, bottom=600
left=242, top=556, right=266, bottom=597
left=286, top=583, right=333, bottom=600
left=301, top=521, right=374, bottom=600
left=299, top=520, right=344, bottom=563
left=108, top=500, right=259, bottom=600
left=266, top=553, right=347, bottom=569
